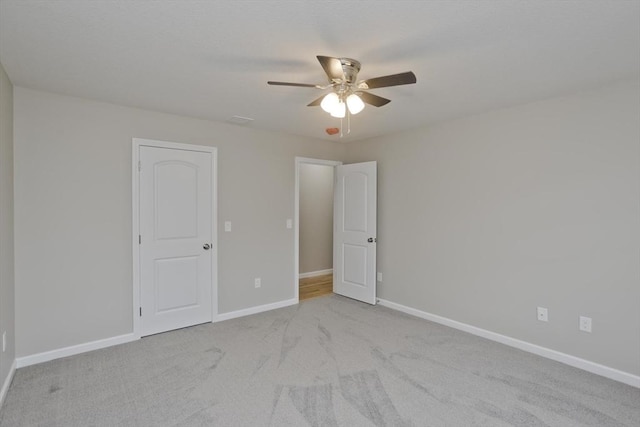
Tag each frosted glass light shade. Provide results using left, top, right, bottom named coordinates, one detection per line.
left=346, top=94, right=365, bottom=114
left=321, top=93, right=339, bottom=113
left=330, top=101, right=346, bottom=118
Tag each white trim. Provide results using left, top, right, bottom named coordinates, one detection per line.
left=132, top=140, right=140, bottom=338
left=14, top=296, right=296, bottom=371
left=377, top=298, right=640, bottom=388
left=210, top=147, right=219, bottom=322
left=294, top=157, right=342, bottom=303
left=216, top=298, right=298, bottom=322
left=16, top=334, right=137, bottom=369
left=132, top=138, right=218, bottom=339
left=0, top=359, right=16, bottom=407
left=299, top=268, right=333, bottom=279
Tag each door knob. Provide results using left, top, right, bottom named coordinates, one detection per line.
left=203, top=243, right=211, bottom=250
left=368, top=237, right=376, bottom=243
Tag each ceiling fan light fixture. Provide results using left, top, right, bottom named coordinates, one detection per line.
left=330, top=101, right=346, bottom=118
left=268, top=55, right=417, bottom=134
left=320, top=92, right=339, bottom=113
left=346, top=93, right=365, bottom=115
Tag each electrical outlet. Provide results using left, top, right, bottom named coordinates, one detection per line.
left=286, top=219, right=292, bottom=229
left=2, top=331, right=6, bottom=352
left=224, top=221, right=232, bottom=232
left=254, top=278, right=261, bottom=288
left=377, top=272, right=383, bottom=282
left=579, top=316, right=592, bottom=333
left=537, top=307, right=548, bottom=322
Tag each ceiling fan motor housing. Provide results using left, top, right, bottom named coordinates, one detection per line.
left=339, top=58, right=361, bottom=83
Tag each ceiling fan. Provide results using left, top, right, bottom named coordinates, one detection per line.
left=267, top=55, right=416, bottom=119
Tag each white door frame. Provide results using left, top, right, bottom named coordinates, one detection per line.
left=132, top=138, right=218, bottom=339
left=294, top=157, right=342, bottom=301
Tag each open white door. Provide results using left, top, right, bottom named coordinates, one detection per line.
left=333, top=161, right=377, bottom=305
left=138, top=143, right=215, bottom=336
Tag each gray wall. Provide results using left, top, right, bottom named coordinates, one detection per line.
left=0, top=62, right=15, bottom=392
left=9, top=78, right=639, bottom=380
left=13, top=87, right=345, bottom=358
left=345, top=78, right=640, bottom=376
left=299, top=164, right=334, bottom=274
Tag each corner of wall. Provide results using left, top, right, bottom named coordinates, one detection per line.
left=0, top=60, right=17, bottom=407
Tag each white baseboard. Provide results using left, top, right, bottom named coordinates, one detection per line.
left=299, top=269, right=333, bottom=279
left=16, top=333, right=138, bottom=368
left=0, top=358, right=16, bottom=408
left=14, top=297, right=301, bottom=369
left=377, top=298, right=640, bottom=388
left=216, top=298, right=298, bottom=322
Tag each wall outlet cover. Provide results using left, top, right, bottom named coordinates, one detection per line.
left=537, top=307, right=548, bottom=322
left=579, top=316, right=592, bottom=333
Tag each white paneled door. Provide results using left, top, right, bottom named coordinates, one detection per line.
left=138, top=144, right=215, bottom=336
left=333, top=162, right=377, bottom=305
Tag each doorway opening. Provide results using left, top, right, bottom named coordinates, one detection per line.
left=294, top=157, right=341, bottom=301
left=294, top=157, right=378, bottom=305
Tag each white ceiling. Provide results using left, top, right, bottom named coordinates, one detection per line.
left=1, top=1, right=638, bottom=142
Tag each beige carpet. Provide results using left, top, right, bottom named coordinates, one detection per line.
left=1, top=295, right=639, bottom=426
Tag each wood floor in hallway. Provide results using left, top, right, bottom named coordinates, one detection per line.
left=299, top=273, right=333, bottom=301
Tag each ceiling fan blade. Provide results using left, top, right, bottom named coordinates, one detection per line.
left=267, top=81, right=319, bottom=88
left=307, top=95, right=325, bottom=107
left=317, top=56, right=345, bottom=82
left=358, top=92, right=391, bottom=107
left=359, top=71, right=416, bottom=89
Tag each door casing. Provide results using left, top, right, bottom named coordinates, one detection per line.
left=132, top=138, right=218, bottom=339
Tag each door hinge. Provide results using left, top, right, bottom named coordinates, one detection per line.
left=139, top=235, right=141, bottom=244
left=138, top=161, right=142, bottom=172
left=139, top=307, right=142, bottom=317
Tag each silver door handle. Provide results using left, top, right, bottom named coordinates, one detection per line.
left=203, top=243, right=211, bottom=250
